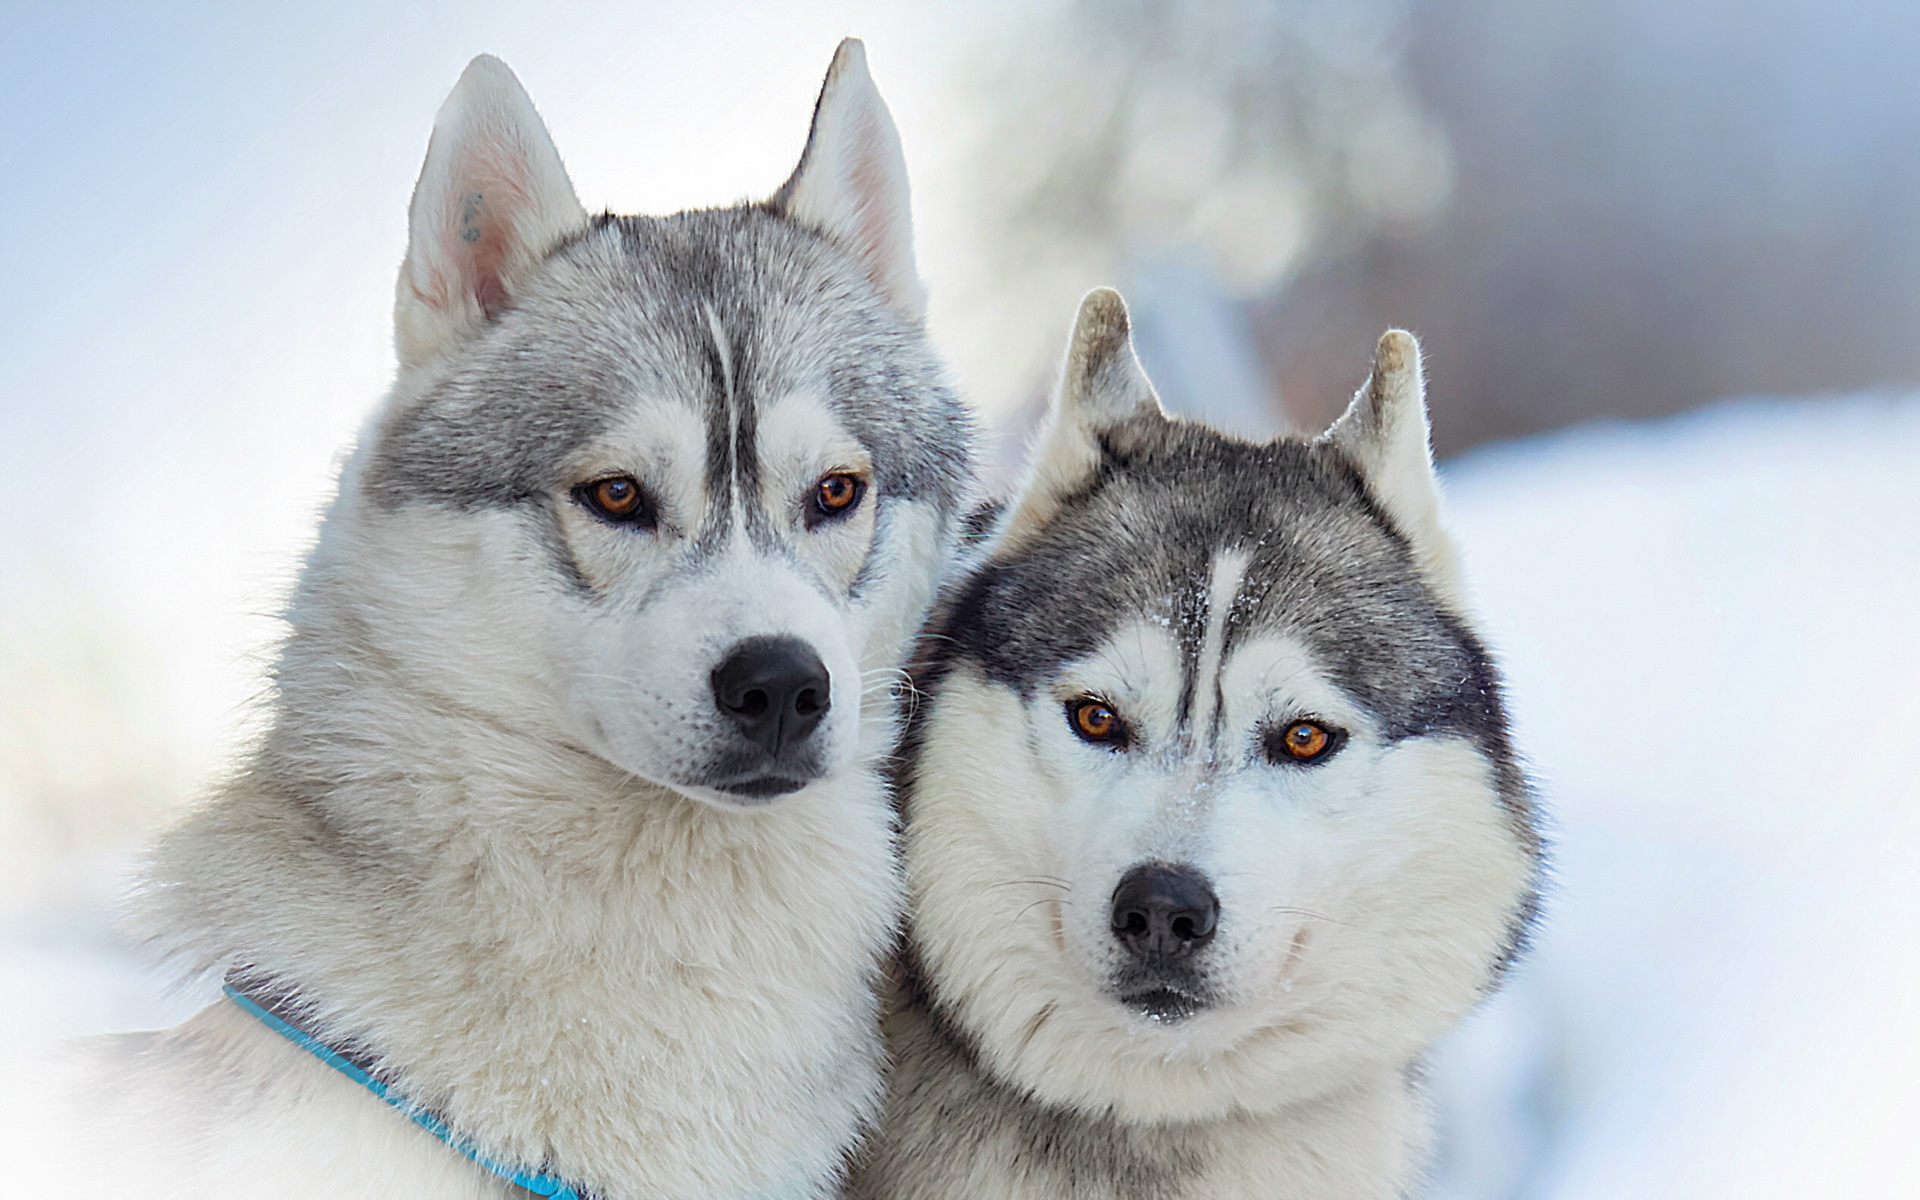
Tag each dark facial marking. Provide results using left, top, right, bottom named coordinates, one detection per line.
left=693, top=311, right=739, bottom=558
left=944, top=425, right=1501, bottom=765
left=1166, top=555, right=1211, bottom=754
left=729, top=318, right=778, bottom=552
left=843, top=502, right=890, bottom=602
left=924, top=417, right=1540, bottom=892
left=528, top=495, right=594, bottom=597
left=362, top=205, right=972, bottom=608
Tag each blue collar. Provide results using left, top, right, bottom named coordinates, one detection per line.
left=224, top=971, right=585, bottom=1199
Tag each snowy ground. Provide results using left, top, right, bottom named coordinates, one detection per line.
left=1430, top=392, right=1920, bottom=1197
left=4, top=392, right=1919, bottom=1194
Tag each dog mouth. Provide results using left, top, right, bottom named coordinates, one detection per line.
left=693, top=748, right=833, bottom=805
left=1115, top=984, right=1209, bottom=1022
left=713, top=775, right=812, bottom=801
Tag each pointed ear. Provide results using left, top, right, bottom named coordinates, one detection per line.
left=394, top=55, right=587, bottom=375
left=769, top=39, right=925, bottom=321
left=1322, top=330, right=1465, bottom=604
left=997, top=288, right=1166, bottom=550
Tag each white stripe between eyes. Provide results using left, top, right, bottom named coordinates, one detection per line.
left=1188, top=548, right=1251, bottom=751
left=703, top=301, right=744, bottom=530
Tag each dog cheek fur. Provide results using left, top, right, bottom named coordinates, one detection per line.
left=903, top=672, right=1175, bottom=1117
left=110, top=469, right=888, bottom=1168
left=907, top=676, right=1531, bottom=1121
left=872, top=694, right=1530, bottom=1199
left=125, top=719, right=905, bottom=1196
left=1202, top=738, right=1536, bottom=1101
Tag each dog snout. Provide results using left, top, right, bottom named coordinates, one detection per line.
left=1110, top=863, right=1219, bottom=962
left=710, top=636, right=831, bottom=756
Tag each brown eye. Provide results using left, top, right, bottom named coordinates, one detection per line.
left=809, top=472, right=865, bottom=524
left=577, top=475, right=653, bottom=525
left=1265, top=720, right=1344, bottom=766
left=1067, top=697, right=1128, bottom=748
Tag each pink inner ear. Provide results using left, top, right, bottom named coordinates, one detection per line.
left=467, top=208, right=512, bottom=321
left=845, top=110, right=898, bottom=280
left=436, top=138, right=529, bottom=322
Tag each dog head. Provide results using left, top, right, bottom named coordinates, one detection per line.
left=311, top=44, right=969, bottom=810
left=901, top=290, right=1538, bottom=1120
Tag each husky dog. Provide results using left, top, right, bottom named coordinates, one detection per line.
left=851, top=290, right=1540, bottom=1200
left=52, top=41, right=971, bottom=1200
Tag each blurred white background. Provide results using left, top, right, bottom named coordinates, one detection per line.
left=4, top=2, right=1920, bottom=1196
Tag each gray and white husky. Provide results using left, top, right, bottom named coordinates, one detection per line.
left=47, top=40, right=971, bottom=1200
left=851, top=290, right=1540, bottom=1200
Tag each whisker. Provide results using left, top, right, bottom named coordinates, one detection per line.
left=1266, top=906, right=1350, bottom=927
left=1012, top=897, right=1072, bottom=923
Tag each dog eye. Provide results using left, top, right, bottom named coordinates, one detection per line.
left=1263, top=720, right=1344, bottom=766
left=1066, top=696, right=1130, bottom=750
left=807, top=471, right=866, bottom=527
left=576, top=475, right=655, bottom=527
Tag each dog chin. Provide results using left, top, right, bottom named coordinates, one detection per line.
left=1108, top=966, right=1216, bottom=1023
left=666, top=772, right=833, bottom=811
left=579, top=742, right=816, bottom=811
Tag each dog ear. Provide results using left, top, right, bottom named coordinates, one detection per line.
left=394, top=55, right=587, bottom=375
left=996, top=288, right=1166, bottom=550
left=1322, top=330, right=1466, bottom=604
left=769, top=39, right=925, bottom=321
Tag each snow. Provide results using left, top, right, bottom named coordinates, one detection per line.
left=6, top=392, right=1920, bottom=1193
left=1429, top=393, right=1920, bottom=1197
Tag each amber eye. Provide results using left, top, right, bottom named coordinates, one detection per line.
left=577, top=475, right=653, bottom=526
left=1265, top=720, right=1343, bottom=766
left=1066, top=696, right=1128, bottom=748
left=809, top=472, right=866, bottom=525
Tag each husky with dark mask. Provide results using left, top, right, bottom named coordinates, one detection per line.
left=852, top=290, right=1539, bottom=1200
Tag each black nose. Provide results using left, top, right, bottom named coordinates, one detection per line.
left=1110, top=863, right=1219, bottom=962
left=710, top=636, right=831, bottom=757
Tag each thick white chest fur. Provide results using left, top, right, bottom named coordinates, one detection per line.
left=46, top=757, right=900, bottom=1200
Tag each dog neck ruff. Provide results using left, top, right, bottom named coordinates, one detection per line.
left=223, top=970, right=585, bottom=1199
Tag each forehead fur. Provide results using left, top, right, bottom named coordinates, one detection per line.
left=944, top=416, right=1511, bottom=762
left=363, top=206, right=969, bottom=513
